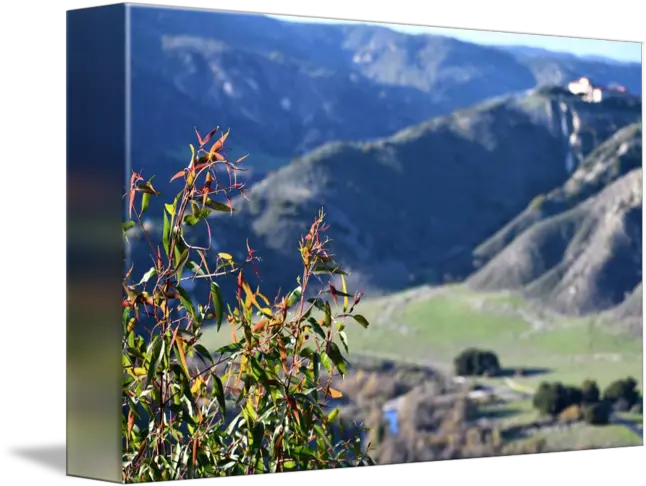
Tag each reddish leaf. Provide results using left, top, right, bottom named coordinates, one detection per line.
left=237, top=271, right=244, bottom=301
left=170, top=170, right=185, bottom=182
left=127, top=409, right=135, bottom=437
left=192, top=162, right=210, bottom=173
left=235, top=154, right=249, bottom=165
left=124, top=262, right=134, bottom=280
left=193, top=126, right=203, bottom=146
left=204, top=171, right=213, bottom=189
left=128, top=171, right=142, bottom=218
left=252, top=318, right=268, bottom=333
left=156, top=247, right=163, bottom=270
left=192, top=440, right=198, bottom=466
left=278, top=341, right=289, bottom=375
left=209, top=128, right=230, bottom=156
left=201, top=127, right=219, bottom=147
left=209, top=151, right=225, bottom=162
left=329, top=284, right=338, bottom=305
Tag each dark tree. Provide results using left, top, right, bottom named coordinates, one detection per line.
left=583, top=401, right=612, bottom=426
left=453, top=349, right=501, bottom=377
left=532, top=382, right=583, bottom=417
left=603, top=377, right=640, bottom=409
left=581, top=380, right=601, bottom=405
left=564, top=386, right=583, bottom=406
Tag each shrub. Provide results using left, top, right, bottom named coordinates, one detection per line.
left=121, top=127, right=374, bottom=481
left=559, top=404, right=583, bottom=423
left=564, top=386, right=583, bottom=406
left=581, top=380, right=601, bottom=405
left=532, top=382, right=581, bottom=417
left=603, top=377, right=640, bottom=409
left=583, top=401, right=612, bottom=426
left=454, top=348, right=501, bottom=377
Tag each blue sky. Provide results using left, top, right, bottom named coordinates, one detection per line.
left=272, top=14, right=642, bottom=64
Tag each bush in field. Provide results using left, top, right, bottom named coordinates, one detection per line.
left=532, top=382, right=582, bottom=417
left=121, top=127, right=374, bottom=481
left=558, top=404, right=583, bottom=423
left=603, top=377, right=640, bottom=409
left=581, top=380, right=601, bottom=405
left=583, top=401, right=612, bottom=426
left=453, top=348, right=501, bottom=377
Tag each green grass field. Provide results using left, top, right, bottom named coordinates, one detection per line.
left=199, top=283, right=642, bottom=450
left=475, top=399, right=643, bottom=450
left=532, top=422, right=643, bottom=450
left=200, top=284, right=642, bottom=391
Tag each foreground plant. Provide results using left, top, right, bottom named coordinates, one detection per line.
left=121, top=126, right=375, bottom=482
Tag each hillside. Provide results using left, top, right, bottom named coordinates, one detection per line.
left=473, top=122, right=643, bottom=265
left=128, top=4, right=642, bottom=183
left=193, top=88, right=641, bottom=304
left=467, top=166, right=642, bottom=316
left=604, top=283, right=643, bottom=335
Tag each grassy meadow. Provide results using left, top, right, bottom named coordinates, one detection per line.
left=201, top=284, right=642, bottom=391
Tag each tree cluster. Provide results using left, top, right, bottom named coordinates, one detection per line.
left=454, top=348, right=501, bottom=377
left=532, top=377, right=642, bottom=426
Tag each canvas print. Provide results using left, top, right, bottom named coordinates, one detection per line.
left=67, top=3, right=643, bottom=482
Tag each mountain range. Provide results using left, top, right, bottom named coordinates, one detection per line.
left=126, top=5, right=642, bottom=329
left=129, top=6, right=641, bottom=182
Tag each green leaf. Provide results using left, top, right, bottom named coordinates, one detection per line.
left=138, top=267, right=157, bottom=286
left=339, top=331, right=349, bottom=354
left=193, top=344, right=214, bottom=365
left=146, top=337, right=165, bottom=388
left=243, top=399, right=258, bottom=422
left=183, top=209, right=210, bottom=226
left=141, top=192, right=151, bottom=215
left=212, top=374, right=226, bottom=415
left=320, top=352, right=332, bottom=375
left=327, top=407, right=340, bottom=423
left=286, top=286, right=302, bottom=308
left=210, top=282, right=225, bottom=331
left=215, top=342, right=244, bottom=356
left=326, top=342, right=347, bottom=375
left=307, top=297, right=326, bottom=311
left=177, top=285, right=197, bottom=319
left=205, top=198, right=233, bottom=212
left=312, top=265, right=348, bottom=275
left=313, top=424, right=333, bottom=449
left=136, top=177, right=159, bottom=195
left=174, top=248, right=189, bottom=281
left=187, top=260, right=206, bottom=276
left=291, top=445, right=316, bottom=460
left=249, top=356, right=270, bottom=382
left=162, top=210, right=171, bottom=257
left=324, top=301, right=332, bottom=327
left=351, top=314, right=370, bottom=329
left=176, top=286, right=196, bottom=319
left=190, top=201, right=201, bottom=217
left=122, top=221, right=136, bottom=233
left=307, top=318, right=326, bottom=340
left=122, top=307, right=130, bottom=326
left=183, top=215, right=199, bottom=226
